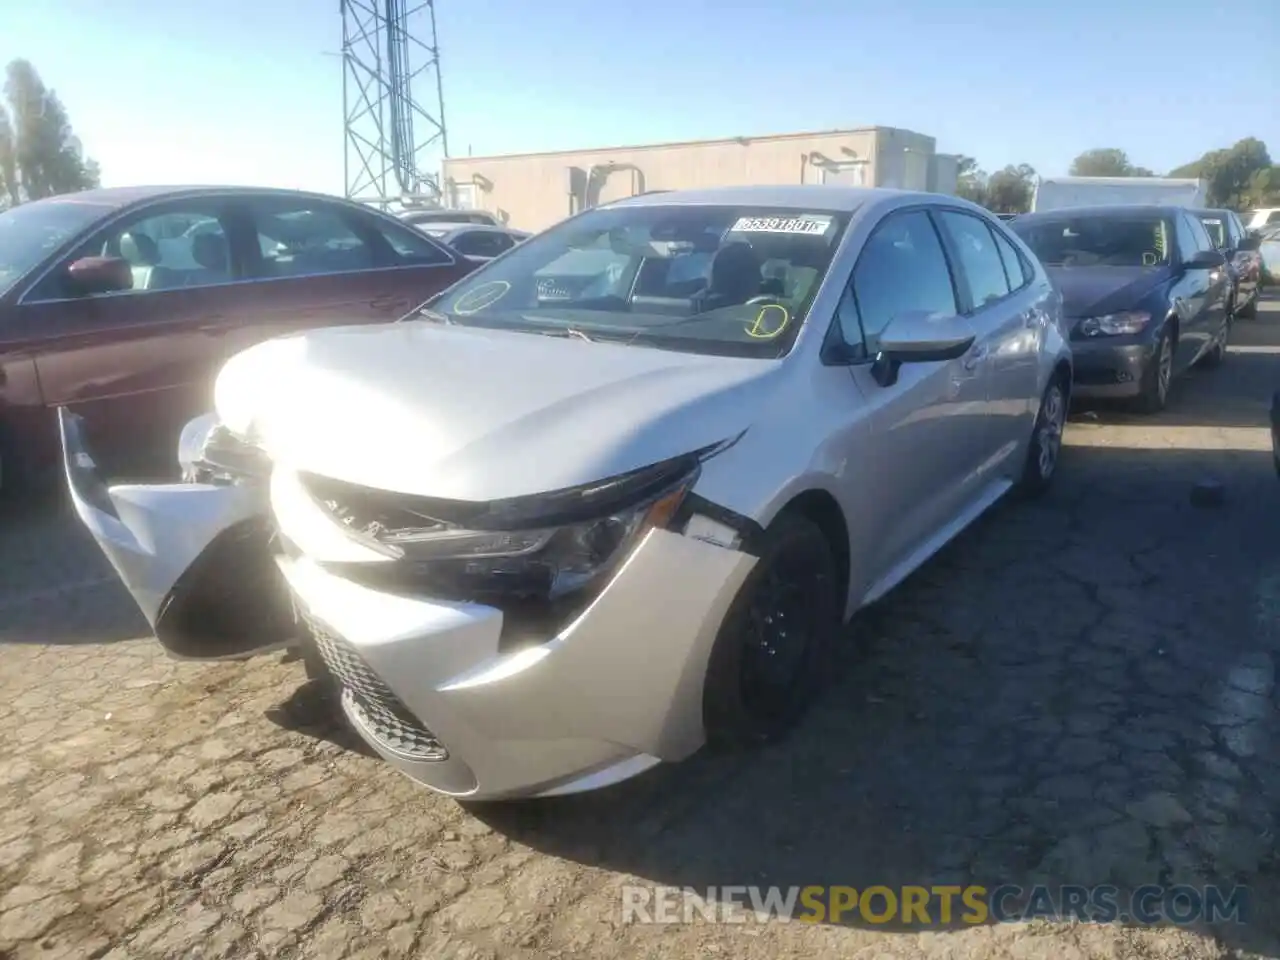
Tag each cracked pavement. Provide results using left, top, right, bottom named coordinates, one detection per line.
left=3, top=297, right=1280, bottom=959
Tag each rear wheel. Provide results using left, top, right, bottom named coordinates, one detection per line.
left=703, top=512, right=839, bottom=746
left=1136, top=328, right=1174, bottom=414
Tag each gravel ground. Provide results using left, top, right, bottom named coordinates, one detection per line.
left=3, top=297, right=1280, bottom=959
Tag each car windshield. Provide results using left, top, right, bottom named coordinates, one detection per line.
left=1011, top=213, right=1171, bottom=267
left=421, top=203, right=851, bottom=358
left=1199, top=217, right=1227, bottom=248
left=0, top=199, right=110, bottom=297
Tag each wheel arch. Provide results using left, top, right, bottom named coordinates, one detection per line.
left=768, top=488, right=851, bottom=616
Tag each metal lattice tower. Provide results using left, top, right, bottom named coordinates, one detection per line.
left=340, top=0, right=449, bottom=209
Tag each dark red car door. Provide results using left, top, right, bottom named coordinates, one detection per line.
left=10, top=197, right=255, bottom=464
left=217, top=194, right=472, bottom=360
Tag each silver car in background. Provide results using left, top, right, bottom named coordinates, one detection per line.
left=416, top=223, right=531, bottom=261
left=60, top=185, right=1071, bottom=802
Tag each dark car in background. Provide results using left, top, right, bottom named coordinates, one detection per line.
left=0, top=185, right=475, bottom=495
left=1191, top=207, right=1261, bottom=318
left=1011, top=204, right=1230, bottom=413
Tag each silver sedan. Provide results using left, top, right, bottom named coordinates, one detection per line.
left=61, top=185, right=1071, bottom=802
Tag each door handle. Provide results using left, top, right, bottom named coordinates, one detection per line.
left=962, top=345, right=988, bottom=371
left=197, top=316, right=227, bottom=335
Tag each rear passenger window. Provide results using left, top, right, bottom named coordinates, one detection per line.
left=245, top=199, right=376, bottom=278
left=839, top=209, right=959, bottom=356
left=369, top=216, right=453, bottom=265
left=936, top=211, right=1011, bottom=308
left=990, top=226, right=1031, bottom=292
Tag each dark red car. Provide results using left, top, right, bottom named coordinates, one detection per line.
left=0, top=186, right=475, bottom=493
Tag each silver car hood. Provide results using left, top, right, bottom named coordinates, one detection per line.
left=214, top=321, right=780, bottom=501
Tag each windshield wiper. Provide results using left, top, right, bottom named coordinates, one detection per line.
left=399, top=306, right=452, bottom=324
left=530, top=326, right=598, bottom=342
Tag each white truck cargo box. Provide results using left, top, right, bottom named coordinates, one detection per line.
left=1031, top=176, right=1206, bottom=212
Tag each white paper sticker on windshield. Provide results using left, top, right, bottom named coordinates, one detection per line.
left=730, top=215, right=833, bottom=235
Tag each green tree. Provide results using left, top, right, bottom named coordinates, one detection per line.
left=1243, top=165, right=1280, bottom=208
left=1169, top=138, right=1273, bottom=208
left=1068, top=148, right=1154, bottom=178
left=984, top=163, right=1037, bottom=214
left=0, top=59, right=99, bottom=207
left=954, top=155, right=988, bottom=205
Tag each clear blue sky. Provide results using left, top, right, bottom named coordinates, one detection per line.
left=7, top=0, right=1278, bottom=194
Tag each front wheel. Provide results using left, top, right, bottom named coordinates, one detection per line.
left=1017, top=376, right=1068, bottom=497
left=1238, top=294, right=1258, bottom=319
left=1135, top=328, right=1174, bottom=414
left=702, top=512, right=839, bottom=747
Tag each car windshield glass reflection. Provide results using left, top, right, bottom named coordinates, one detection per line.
left=423, top=204, right=852, bottom=359
left=0, top=200, right=109, bottom=296
left=1012, top=215, right=1171, bottom=268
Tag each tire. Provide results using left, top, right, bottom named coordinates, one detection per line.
left=1238, top=294, right=1258, bottom=319
left=702, top=511, right=839, bottom=747
left=1017, top=375, right=1068, bottom=497
left=1135, top=327, right=1174, bottom=414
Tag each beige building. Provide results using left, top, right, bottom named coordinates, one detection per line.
left=441, top=126, right=959, bottom=232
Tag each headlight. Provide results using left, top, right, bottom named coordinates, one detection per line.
left=1077, top=311, right=1151, bottom=337
left=178, top=413, right=270, bottom=484
left=304, top=439, right=738, bottom=600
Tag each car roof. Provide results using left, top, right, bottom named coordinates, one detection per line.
left=21, top=184, right=383, bottom=214
left=604, top=184, right=936, bottom=213
left=1016, top=204, right=1188, bottom=220
left=1185, top=208, right=1237, bottom=219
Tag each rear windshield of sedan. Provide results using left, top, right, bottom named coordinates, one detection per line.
left=1011, top=214, right=1171, bottom=268
left=0, top=199, right=111, bottom=297
left=422, top=204, right=852, bottom=359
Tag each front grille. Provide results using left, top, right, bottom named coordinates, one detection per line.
left=298, top=607, right=448, bottom=762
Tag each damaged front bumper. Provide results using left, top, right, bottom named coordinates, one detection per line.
left=270, top=466, right=756, bottom=799
left=60, top=408, right=758, bottom=801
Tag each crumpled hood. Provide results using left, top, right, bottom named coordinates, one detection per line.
left=1047, top=265, right=1172, bottom=318
left=214, top=321, right=781, bottom=501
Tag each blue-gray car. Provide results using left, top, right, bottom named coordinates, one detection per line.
left=1011, top=205, right=1232, bottom=413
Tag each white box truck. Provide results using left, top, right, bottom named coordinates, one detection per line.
left=1031, top=176, right=1207, bottom=212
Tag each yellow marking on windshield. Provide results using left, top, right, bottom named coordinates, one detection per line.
left=746, top=303, right=790, bottom=339
left=453, top=280, right=511, bottom=315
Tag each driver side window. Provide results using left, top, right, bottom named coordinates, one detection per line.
left=25, top=204, right=235, bottom=303
left=836, top=209, right=959, bottom=358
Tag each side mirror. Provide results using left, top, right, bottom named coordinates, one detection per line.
left=1185, top=249, right=1226, bottom=271
left=871, top=311, right=976, bottom=387
left=66, top=256, right=134, bottom=295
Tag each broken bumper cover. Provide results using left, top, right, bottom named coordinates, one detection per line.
left=58, top=408, right=297, bottom=659
left=270, top=467, right=756, bottom=800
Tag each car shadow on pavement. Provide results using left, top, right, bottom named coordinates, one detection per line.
left=263, top=676, right=379, bottom=760
left=0, top=492, right=149, bottom=645
left=469, top=443, right=1280, bottom=955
